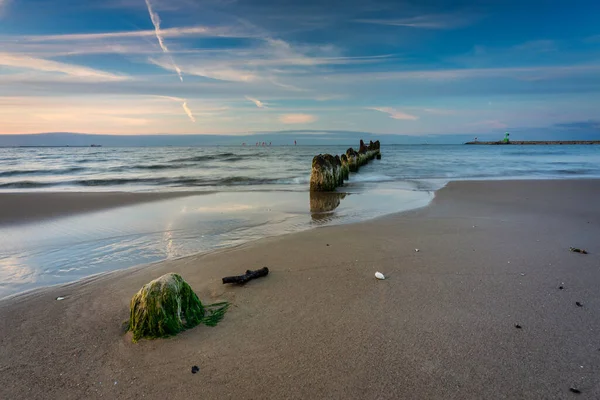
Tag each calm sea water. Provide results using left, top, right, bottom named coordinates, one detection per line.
left=1, top=144, right=599, bottom=192
left=0, top=144, right=598, bottom=299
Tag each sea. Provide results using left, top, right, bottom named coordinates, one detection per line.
left=1, top=144, right=599, bottom=298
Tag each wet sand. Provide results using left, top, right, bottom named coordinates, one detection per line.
left=0, top=191, right=204, bottom=225
left=0, top=180, right=599, bottom=399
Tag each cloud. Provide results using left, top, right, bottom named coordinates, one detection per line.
left=554, top=121, right=600, bottom=130
left=182, top=101, right=196, bottom=122
left=144, top=0, right=183, bottom=81
left=0, top=52, right=128, bottom=81
left=327, top=64, right=600, bottom=82
left=152, top=95, right=196, bottom=122
left=245, top=96, right=266, bottom=108
left=279, top=114, right=317, bottom=124
left=0, top=0, right=9, bottom=18
left=355, top=13, right=479, bottom=29
left=148, top=57, right=257, bottom=82
left=367, top=107, right=419, bottom=120
left=512, top=40, right=557, bottom=53
left=20, top=26, right=215, bottom=42
left=420, top=108, right=456, bottom=115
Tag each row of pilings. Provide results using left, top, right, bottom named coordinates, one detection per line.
left=309, top=140, right=381, bottom=192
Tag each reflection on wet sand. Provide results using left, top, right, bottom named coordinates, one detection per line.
left=310, top=192, right=348, bottom=222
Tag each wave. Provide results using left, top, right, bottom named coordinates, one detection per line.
left=0, top=175, right=312, bottom=189
left=0, top=167, right=86, bottom=178
left=110, top=164, right=191, bottom=172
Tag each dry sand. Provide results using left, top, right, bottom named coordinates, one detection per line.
left=0, top=191, right=204, bottom=225
left=0, top=180, right=599, bottom=399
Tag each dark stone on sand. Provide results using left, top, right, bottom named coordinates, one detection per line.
left=515, top=324, right=522, bottom=329
left=192, top=366, right=200, bottom=374
left=576, top=302, right=583, bottom=307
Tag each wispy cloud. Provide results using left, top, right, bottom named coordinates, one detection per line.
left=328, top=64, right=600, bottom=82
left=279, top=114, right=316, bottom=124
left=367, top=107, right=419, bottom=120
left=355, top=13, right=479, bottom=29
left=0, top=52, right=128, bottom=81
left=245, top=96, right=266, bottom=108
left=512, top=40, right=557, bottom=53
left=152, top=95, right=196, bottom=122
left=144, top=0, right=183, bottom=81
left=420, top=108, right=456, bottom=115
left=148, top=56, right=257, bottom=82
left=20, top=26, right=214, bottom=42
left=182, top=101, right=195, bottom=122
left=0, top=0, right=9, bottom=18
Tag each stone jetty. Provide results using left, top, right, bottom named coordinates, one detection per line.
left=465, top=140, right=600, bottom=145
left=310, top=140, right=380, bottom=192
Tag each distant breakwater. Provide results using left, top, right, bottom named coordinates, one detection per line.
left=310, top=140, right=381, bottom=192
left=465, top=141, right=600, bottom=145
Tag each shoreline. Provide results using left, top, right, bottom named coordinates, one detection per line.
left=0, top=184, right=436, bottom=302
left=1, top=179, right=599, bottom=399
left=0, top=191, right=210, bottom=225
left=1, top=178, right=599, bottom=301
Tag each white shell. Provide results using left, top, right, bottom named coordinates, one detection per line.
left=375, top=272, right=385, bottom=280
left=56, top=297, right=65, bottom=301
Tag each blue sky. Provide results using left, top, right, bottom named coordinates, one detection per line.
left=1, top=0, right=599, bottom=138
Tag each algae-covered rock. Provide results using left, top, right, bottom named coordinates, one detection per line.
left=340, top=154, right=350, bottom=180
left=310, top=154, right=341, bottom=192
left=345, top=148, right=359, bottom=172
left=128, top=273, right=228, bottom=342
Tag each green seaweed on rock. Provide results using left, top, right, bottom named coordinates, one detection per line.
left=128, top=273, right=229, bottom=342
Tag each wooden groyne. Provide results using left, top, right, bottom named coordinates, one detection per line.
left=310, top=140, right=381, bottom=192
left=465, top=141, right=600, bottom=145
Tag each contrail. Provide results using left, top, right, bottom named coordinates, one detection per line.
left=182, top=101, right=196, bottom=122
left=144, top=0, right=183, bottom=82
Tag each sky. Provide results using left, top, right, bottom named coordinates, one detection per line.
left=1, top=0, right=600, bottom=139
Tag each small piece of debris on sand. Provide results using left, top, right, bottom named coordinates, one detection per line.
left=515, top=324, right=522, bottom=329
left=569, top=387, right=581, bottom=394
left=569, top=247, right=588, bottom=254
left=576, top=302, right=583, bottom=307
left=191, top=366, right=200, bottom=374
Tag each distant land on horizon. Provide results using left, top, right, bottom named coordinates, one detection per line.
left=1, top=130, right=599, bottom=147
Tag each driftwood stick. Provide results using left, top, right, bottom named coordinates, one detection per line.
left=222, top=267, right=269, bottom=284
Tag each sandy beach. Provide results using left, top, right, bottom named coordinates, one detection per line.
left=1, top=180, right=599, bottom=399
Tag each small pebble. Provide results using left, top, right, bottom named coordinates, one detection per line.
left=569, top=387, right=581, bottom=394
left=520, top=273, right=525, bottom=276
left=576, top=302, right=583, bottom=307
left=56, top=297, right=65, bottom=301
left=415, top=249, right=419, bottom=252
left=326, top=244, right=329, bottom=246
left=191, top=366, right=199, bottom=374
left=559, top=286, right=564, bottom=290
left=515, top=324, right=522, bottom=329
